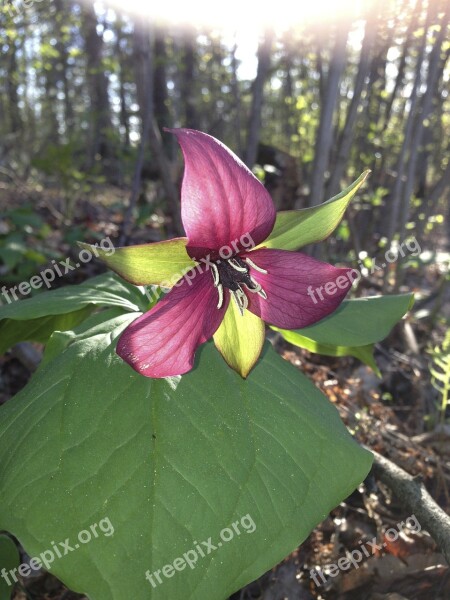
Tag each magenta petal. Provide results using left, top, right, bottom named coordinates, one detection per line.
left=242, top=249, right=354, bottom=329
left=168, top=128, right=276, bottom=259
left=116, top=269, right=228, bottom=378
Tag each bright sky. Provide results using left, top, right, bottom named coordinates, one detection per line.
left=101, top=0, right=366, bottom=79
left=103, top=0, right=364, bottom=29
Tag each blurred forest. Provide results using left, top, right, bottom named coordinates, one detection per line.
left=1, top=0, right=450, bottom=599
left=0, top=0, right=448, bottom=265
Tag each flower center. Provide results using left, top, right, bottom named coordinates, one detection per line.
left=210, top=256, right=267, bottom=315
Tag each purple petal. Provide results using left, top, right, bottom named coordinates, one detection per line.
left=116, top=267, right=228, bottom=378
left=242, top=248, right=354, bottom=329
left=168, top=128, right=276, bottom=259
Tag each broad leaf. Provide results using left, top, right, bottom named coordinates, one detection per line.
left=0, top=314, right=372, bottom=600
left=0, top=306, right=92, bottom=356
left=0, top=535, right=20, bottom=600
left=274, top=294, right=414, bottom=373
left=78, top=238, right=196, bottom=286
left=0, top=273, right=146, bottom=354
left=277, top=330, right=380, bottom=375
left=262, top=170, right=370, bottom=250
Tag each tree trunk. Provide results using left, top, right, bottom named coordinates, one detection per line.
left=244, top=29, right=274, bottom=168
left=121, top=23, right=154, bottom=244
left=5, top=33, right=22, bottom=134
left=116, top=18, right=130, bottom=149
left=124, top=21, right=181, bottom=241
left=81, top=2, right=112, bottom=167
left=53, top=0, right=74, bottom=133
left=153, top=26, right=171, bottom=155
left=383, top=6, right=430, bottom=290
left=326, top=8, right=376, bottom=196
left=382, top=5, right=419, bottom=129
left=181, top=26, right=199, bottom=130
left=397, top=3, right=449, bottom=246
left=230, top=42, right=243, bottom=156
left=309, top=22, right=350, bottom=206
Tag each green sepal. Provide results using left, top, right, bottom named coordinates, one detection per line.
left=261, top=170, right=370, bottom=250
left=77, top=238, right=196, bottom=287
left=213, top=302, right=265, bottom=378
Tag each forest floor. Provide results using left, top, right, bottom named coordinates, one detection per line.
left=1, top=185, right=449, bottom=600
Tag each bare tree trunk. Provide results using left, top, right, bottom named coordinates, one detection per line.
left=244, top=29, right=274, bottom=168
left=53, top=0, right=74, bottom=132
left=383, top=7, right=430, bottom=289
left=44, top=59, right=60, bottom=143
left=181, top=26, right=199, bottom=130
left=359, top=12, right=393, bottom=187
left=326, top=8, right=376, bottom=196
left=5, top=33, right=22, bottom=134
left=81, top=2, right=112, bottom=167
left=309, top=22, right=350, bottom=206
left=428, top=161, right=450, bottom=207
left=315, top=47, right=325, bottom=107
left=397, top=3, right=449, bottom=247
left=382, top=5, right=419, bottom=129
left=153, top=26, right=171, bottom=155
left=121, top=23, right=154, bottom=245
left=116, top=18, right=130, bottom=149
left=148, top=119, right=181, bottom=234
left=230, top=42, right=243, bottom=156
left=122, top=21, right=181, bottom=243
left=416, top=160, right=450, bottom=239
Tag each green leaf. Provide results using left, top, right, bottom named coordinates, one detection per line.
left=78, top=238, right=196, bottom=287
left=0, top=314, right=372, bottom=600
left=0, top=535, right=20, bottom=600
left=273, top=294, right=414, bottom=373
left=277, top=330, right=380, bottom=375
left=262, top=170, right=370, bottom=250
left=0, top=273, right=146, bottom=354
left=0, top=306, right=93, bottom=355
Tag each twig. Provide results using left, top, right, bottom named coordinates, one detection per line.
left=370, top=449, right=450, bottom=564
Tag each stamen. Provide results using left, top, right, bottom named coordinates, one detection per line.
left=244, top=257, right=268, bottom=274
left=211, top=263, right=220, bottom=286
left=211, top=256, right=267, bottom=314
left=243, top=276, right=267, bottom=299
left=228, top=258, right=247, bottom=272
left=231, top=288, right=248, bottom=316
left=257, top=288, right=267, bottom=299
left=243, top=281, right=262, bottom=293
left=216, top=283, right=224, bottom=309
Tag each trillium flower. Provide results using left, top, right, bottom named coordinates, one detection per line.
left=88, top=129, right=356, bottom=378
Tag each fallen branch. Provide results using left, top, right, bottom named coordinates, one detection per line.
left=370, top=449, right=450, bottom=565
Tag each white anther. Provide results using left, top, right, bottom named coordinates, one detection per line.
left=257, top=288, right=267, bottom=300
left=217, top=283, right=224, bottom=309
left=244, top=257, right=268, bottom=274
left=244, top=277, right=267, bottom=299
left=228, top=258, right=248, bottom=272
left=211, top=263, right=220, bottom=286
left=231, top=288, right=248, bottom=316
